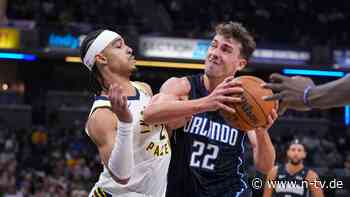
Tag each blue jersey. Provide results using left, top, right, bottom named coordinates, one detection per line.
left=166, top=74, right=249, bottom=197
left=273, top=165, right=310, bottom=197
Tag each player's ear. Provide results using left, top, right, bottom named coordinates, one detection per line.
left=95, top=53, right=108, bottom=65
left=236, top=58, right=247, bottom=71
left=286, top=149, right=291, bottom=158
left=302, top=151, right=307, bottom=160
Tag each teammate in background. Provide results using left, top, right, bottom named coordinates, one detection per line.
left=81, top=29, right=171, bottom=197
left=263, top=140, right=324, bottom=197
left=263, top=73, right=350, bottom=114
left=144, top=22, right=278, bottom=197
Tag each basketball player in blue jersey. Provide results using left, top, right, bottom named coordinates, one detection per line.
left=80, top=30, right=171, bottom=197
left=263, top=140, right=324, bottom=197
left=144, top=22, right=278, bottom=197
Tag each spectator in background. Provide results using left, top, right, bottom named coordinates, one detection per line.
left=0, top=0, right=8, bottom=24
left=31, top=127, right=48, bottom=146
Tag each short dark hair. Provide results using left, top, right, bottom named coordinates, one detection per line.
left=80, top=29, right=107, bottom=95
left=215, top=21, right=256, bottom=60
left=288, top=139, right=307, bottom=152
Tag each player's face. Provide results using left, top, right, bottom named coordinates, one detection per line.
left=287, top=144, right=306, bottom=165
left=205, top=34, right=247, bottom=78
left=101, top=37, right=136, bottom=75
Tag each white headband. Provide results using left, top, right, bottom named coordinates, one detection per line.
left=83, top=30, right=121, bottom=70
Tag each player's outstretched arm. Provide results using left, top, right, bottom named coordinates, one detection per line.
left=306, top=170, right=324, bottom=197
left=144, top=76, right=243, bottom=125
left=86, top=84, right=134, bottom=185
left=307, top=73, right=350, bottom=109
left=263, top=166, right=278, bottom=197
left=248, top=109, right=277, bottom=174
left=264, top=73, right=350, bottom=112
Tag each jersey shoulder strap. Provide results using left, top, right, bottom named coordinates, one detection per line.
left=86, top=96, right=112, bottom=136
left=88, top=96, right=111, bottom=118
left=132, top=81, right=152, bottom=96
left=185, top=74, right=203, bottom=99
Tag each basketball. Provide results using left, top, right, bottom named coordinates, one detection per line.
left=221, top=76, right=278, bottom=131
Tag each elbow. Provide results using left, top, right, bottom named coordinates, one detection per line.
left=143, top=105, right=165, bottom=125
left=108, top=163, right=133, bottom=185
left=255, top=158, right=275, bottom=174
left=110, top=168, right=132, bottom=185
left=114, top=177, right=130, bottom=185
left=256, top=164, right=273, bottom=175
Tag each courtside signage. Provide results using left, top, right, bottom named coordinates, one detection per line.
left=0, top=28, right=20, bottom=49
left=139, top=36, right=310, bottom=65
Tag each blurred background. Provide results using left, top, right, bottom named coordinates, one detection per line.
left=1, top=0, right=350, bottom=196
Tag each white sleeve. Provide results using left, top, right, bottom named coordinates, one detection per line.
left=108, top=121, right=134, bottom=179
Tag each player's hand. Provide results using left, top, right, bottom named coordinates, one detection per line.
left=202, top=76, right=243, bottom=114
left=255, top=109, right=278, bottom=132
left=108, top=84, right=132, bottom=123
left=262, top=73, right=315, bottom=115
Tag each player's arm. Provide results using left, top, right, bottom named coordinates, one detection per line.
left=264, top=73, right=350, bottom=112
left=144, top=77, right=198, bottom=125
left=247, top=109, right=277, bottom=174
left=87, top=84, right=134, bottom=185
left=144, top=76, right=243, bottom=125
left=263, top=166, right=278, bottom=197
left=306, top=170, right=324, bottom=197
left=134, top=81, right=186, bottom=135
left=87, top=109, right=133, bottom=184
left=307, top=73, right=350, bottom=109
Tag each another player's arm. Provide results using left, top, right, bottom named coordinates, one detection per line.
left=306, top=170, right=324, bottom=197
left=264, top=73, right=350, bottom=111
left=263, top=166, right=278, bottom=197
left=308, top=74, right=350, bottom=109
left=247, top=110, right=277, bottom=174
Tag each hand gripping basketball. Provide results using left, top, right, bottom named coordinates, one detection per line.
left=221, top=76, right=278, bottom=131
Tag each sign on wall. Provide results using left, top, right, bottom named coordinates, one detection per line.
left=0, top=28, right=20, bottom=49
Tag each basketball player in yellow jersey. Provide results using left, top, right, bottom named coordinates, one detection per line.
left=80, top=29, right=171, bottom=197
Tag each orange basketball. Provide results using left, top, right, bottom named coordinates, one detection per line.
left=221, top=76, right=278, bottom=131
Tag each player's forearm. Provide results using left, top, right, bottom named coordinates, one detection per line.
left=144, top=98, right=206, bottom=124
left=309, top=183, right=324, bottom=197
left=262, top=188, right=273, bottom=197
left=254, top=130, right=275, bottom=174
left=308, top=74, right=350, bottom=109
left=107, top=121, right=134, bottom=184
left=312, top=190, right=324, bottom=197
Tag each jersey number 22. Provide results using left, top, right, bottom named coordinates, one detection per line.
left=190, top=140, right=219, bottom=170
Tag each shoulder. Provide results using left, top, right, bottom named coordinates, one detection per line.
left=132, top=81, right=153, bottom=96
left=160, top=77, right=191, bottom=96
left=306, top=169, right=320, bottom=181
left=86, top=108, right=117, bottom=146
